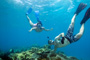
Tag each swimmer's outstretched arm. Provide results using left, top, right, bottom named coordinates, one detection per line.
left=55, top=33, right=64, bottom=40
left=42, top=27, right=53, bottom=31
left=28, top=27, right=36, bottom=32
left=50, top=46, right=57, bottom=53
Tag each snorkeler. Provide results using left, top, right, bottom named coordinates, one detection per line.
left=26, top=8, right=53, bottom=32
left=48, top=3, right=90, bottom=52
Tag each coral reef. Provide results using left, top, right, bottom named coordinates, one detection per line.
left=0, top=45, right=79, bottom=60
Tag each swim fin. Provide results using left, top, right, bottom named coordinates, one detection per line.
left=75, top=3, right=87, bottom=15
left=34, top=10, right=42, bottom=25
left=26, top=8, right=32, bottom=15
left=80, top=8, right=90, bottom=24
left=35, top=10, right=39, bottom=20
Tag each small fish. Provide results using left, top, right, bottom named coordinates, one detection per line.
left=47, top=36, right=49, bottom=39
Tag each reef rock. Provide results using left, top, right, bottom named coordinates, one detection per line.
left=0, top=45, right=79, bottom=60
left=8, top=45, right=78, bottom=60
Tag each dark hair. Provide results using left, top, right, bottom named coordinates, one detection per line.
left=37, top=19, right=43, bottom=26
left=48, top=40, right=53, bottom=45
left=37, top=22, right=42, bottom=26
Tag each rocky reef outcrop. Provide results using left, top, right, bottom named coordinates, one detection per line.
left=0, top=45, right=79, bottom=60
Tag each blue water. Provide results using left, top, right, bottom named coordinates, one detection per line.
left=0, top=0, right=90, bottom=60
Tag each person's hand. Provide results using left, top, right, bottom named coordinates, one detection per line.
left=28, top=30, right=31, bottom=32
left=50, top=28, right=53, bottom=30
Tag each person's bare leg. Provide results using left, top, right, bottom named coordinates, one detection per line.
left=74, top=23, right=84, bottom=39
left=74, top=8, right=90, bottom=41
left=26, top=15, right=34, bottom=26
left=70, top=14, right=77, bottom=27
left=66, top=14, right=77, bottom=35
left=65, top=14, right=77, bottom=39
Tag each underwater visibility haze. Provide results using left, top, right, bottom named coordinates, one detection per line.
left=0, top=0, right=90, bottom=60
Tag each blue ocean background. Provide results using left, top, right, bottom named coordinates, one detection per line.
left=0, top=0, right=90, bottom=60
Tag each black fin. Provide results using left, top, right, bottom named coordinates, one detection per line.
left=75, top=3, right=87, bottom=15
left=81, top=8, right=90, bottom=24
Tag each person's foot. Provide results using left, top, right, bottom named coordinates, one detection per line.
left=75, top=3, right=87, bottom=15
left=26, top=13, right=28, bottom=15
left=80, top=8, right=90, bottom=24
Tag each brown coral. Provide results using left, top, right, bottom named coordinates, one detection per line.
left=8, top=45, right=78, bottom=60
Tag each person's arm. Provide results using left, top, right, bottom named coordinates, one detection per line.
left=50, top=46, right=57, bottom=53
left=42, top=27, right=53, bottom=31
left=55, top=33, right=64, bottom=40
left=28, top=27, right=36, bottom=32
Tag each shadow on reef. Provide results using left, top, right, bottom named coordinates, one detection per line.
left=0, top=45, right=79, bottom=60
left=0, top=51, right=12, bottom=60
